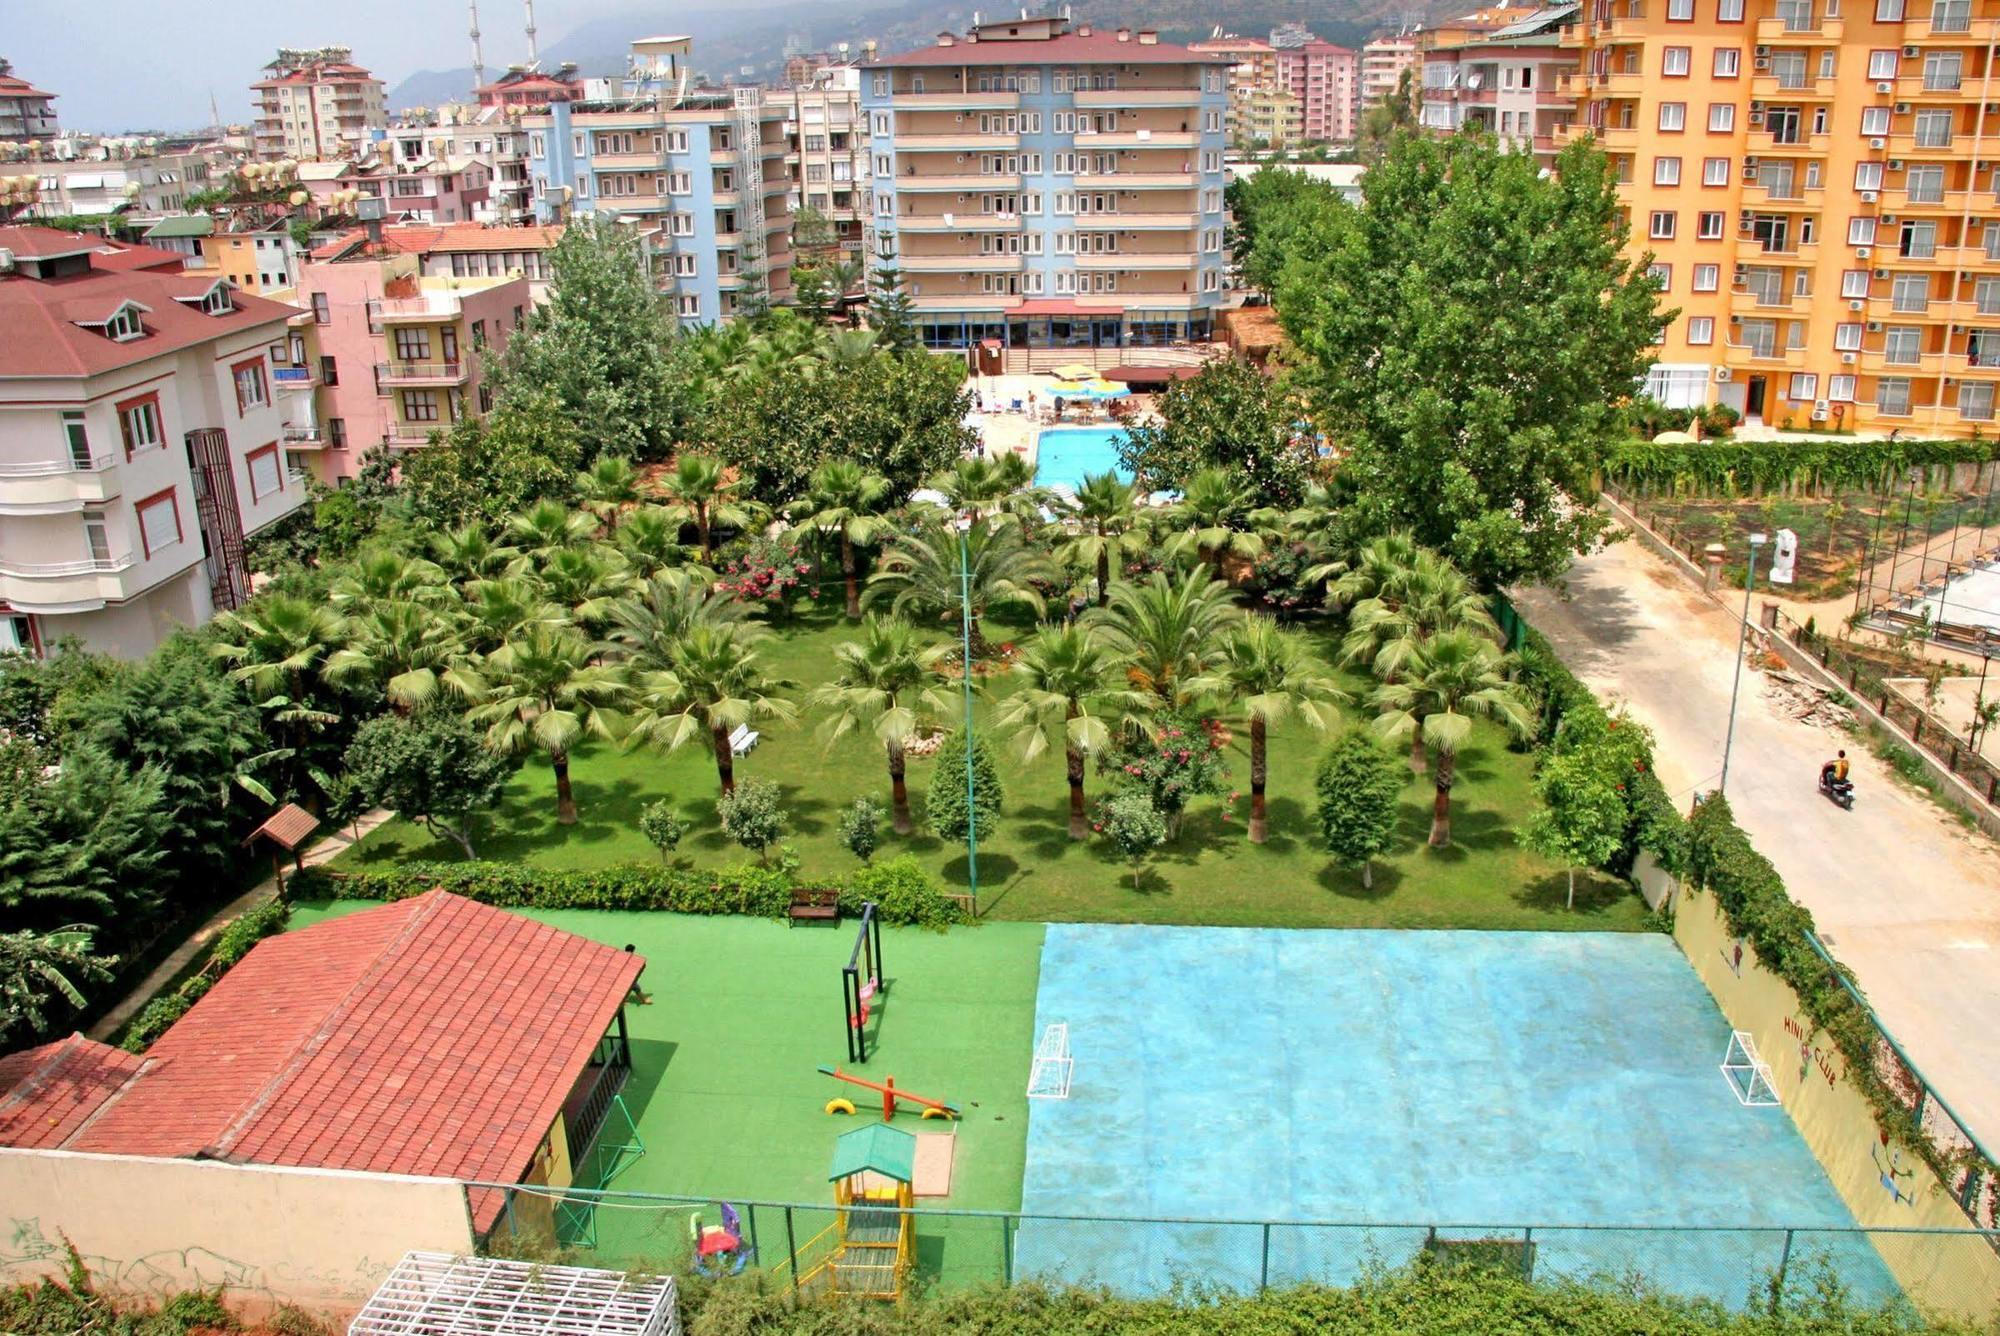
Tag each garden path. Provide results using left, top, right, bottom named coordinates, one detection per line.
left=1517, top=537, right=2000, bottom=1151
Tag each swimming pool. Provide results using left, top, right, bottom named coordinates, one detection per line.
left=1034, top=427, right=1131, bottom=491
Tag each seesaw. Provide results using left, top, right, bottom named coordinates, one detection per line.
left=818, top=1064, right=960, bottom=1120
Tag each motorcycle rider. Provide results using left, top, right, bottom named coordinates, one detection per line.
left=1820, top=749, right=1850, bottom=789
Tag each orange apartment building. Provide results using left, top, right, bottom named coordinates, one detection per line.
left=1562, top=0, right=2000, bottom=434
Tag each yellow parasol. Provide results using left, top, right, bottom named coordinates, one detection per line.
left=1051, top=362, right=1102, bottom=382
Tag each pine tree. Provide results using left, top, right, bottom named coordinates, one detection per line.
left=925, top=727, right=1003, bottom=844
left=868, top=257, right=920, bottom=354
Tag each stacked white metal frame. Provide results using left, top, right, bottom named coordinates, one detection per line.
left=1027, top=1022, right=1074, bottom=1100
left=1721, top=1030, right=1782, bottom=1108
left=348, top=1252, right=679, bottom=1336
left=731, top=87, right=770, bottom=312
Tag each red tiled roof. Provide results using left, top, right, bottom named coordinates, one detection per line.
left=0, top=232, right=295, bottom=378
left=0, top=1035, right=146, bottom=1150
left=87, top=241, right=188, bottom=273
left=0, top=75, right=56, bottom=100
left=64, top=892, right=643, bottom=1232
left=872, top=31, right=1228, bottom=67
left=311, top=223, right=563, bottom=262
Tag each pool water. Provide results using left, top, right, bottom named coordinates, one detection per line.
left=1034, top=427, right=1131, bottom=491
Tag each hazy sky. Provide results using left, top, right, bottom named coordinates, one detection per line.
left=8, top=0, right=812, bottom=133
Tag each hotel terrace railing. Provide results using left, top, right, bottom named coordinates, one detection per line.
left=0, top=451, right=116, bottom=477
left=0, top=552, right=135, bottom=577
left=373, top=361, right=468, bottom=388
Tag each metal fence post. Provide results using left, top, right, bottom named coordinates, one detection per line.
left=1520, top=1226, right=1534, bottom=1280
left=1259, top=1223, right=1272, bottom=1294
left=1772, top=1227, right=1795, bottom=1314
left=1002, top=1214, right=1014, bottom=1286
left=746, top=1202, right=761, bottom=1273
left=785, top=1206, right=799, bottom=1299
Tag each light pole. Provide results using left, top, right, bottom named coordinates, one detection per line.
left=1719, top=531, right=1769, bottom=799
left=1973, top=630, right=1994, bottom=756
left=958, top=529, right=979, bottom=912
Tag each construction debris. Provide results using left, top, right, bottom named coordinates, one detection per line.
left=1759, top=664, right=1858, bottom=730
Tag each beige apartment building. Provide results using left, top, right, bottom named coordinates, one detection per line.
left=1190, top=36, right=1301, bottom=147
left=1422, top=7, right=1580, bottom=163
left=251, top=47, right=388, bottom=161
left=1562, top=0, right=2000, bottom=433
left=1362, top=33, right=1424, bottom=107
left=861, top=15, right=1233, bottom=352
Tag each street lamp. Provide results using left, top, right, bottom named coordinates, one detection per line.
left=958, top=529, right=980, bottom=912
left=1719, top=531, right=1769, bottom=799
left=1972, top=629, right=1995, bottom=756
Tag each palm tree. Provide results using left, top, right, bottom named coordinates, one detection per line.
left=788, top=460, right=894, bottom=619
left=459, top=577, right=562, bottom=655
left=1371, top=630, right=1533, bottom=848
left=1166, top=468, right=1279, bottom=574
left=930, top=454, right=1045, bottom=525
left=211, top=596, right=348, bottom=770
left=1058, top=470, right=1143, bottom=607
left=329, top=546, right=449, bottom=614
left=431, top=523, right=523, bottom=587
left=992, top=623, right=1143, bottom=839
left=624, top=624, right=797, bottom=796
left=1089, top=568, right=1239, bottom=707
left=809, top=615, right=953, bottom=833
left=608, top=568, right=756, bottom=666
left=865, top=516, right=1055, bottom=649
left=1327, top=531, right=1423, bottom=608
left=1342, top=549, right=1499, bottom=771
left=507, top=500, right=598, bottom=559
left=466, top=622, right=628, bottom=825
left=662, top=453, right=760, bottom=561
left=615, top=506, right=695, bottom=578
left=1192, top=616, right=1347, bottom=843
left=326, top=601, right=483, bottom=712
left=577, top=454, right=641, bottom=533
left=536, top=545, right=635, bottom=632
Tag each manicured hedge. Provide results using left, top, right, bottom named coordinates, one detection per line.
left=1606, top=437, right=1999, bottom=495
left=286, top=854, right=970, bottom=930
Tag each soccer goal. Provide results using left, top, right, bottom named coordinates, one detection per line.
left=1027, top=1022, right=1074, bottom=1100
left=1721, top=1030, right=1781, bottom=1107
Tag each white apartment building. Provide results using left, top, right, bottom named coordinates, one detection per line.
left=252, top=48, right=388, bottom=161
left=0, top=227, right=306, bottom=658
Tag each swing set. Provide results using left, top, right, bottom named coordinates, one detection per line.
left=842, top=901, right=884, bottom=1063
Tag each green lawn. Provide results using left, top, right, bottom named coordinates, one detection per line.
left=339, top=610, right=1644, bottom=931
left=287, top=902, right=1042, bottom=1281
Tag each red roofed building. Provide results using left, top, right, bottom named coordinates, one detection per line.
left=251, top=47, right=387, bottom=161
left=0, top=892, right=645, bottom=1235
left=475, top=65, right=583, bottom=112
left=0, top=226, right=308, bottom=657
left=0, top=58, right=58, bottom=142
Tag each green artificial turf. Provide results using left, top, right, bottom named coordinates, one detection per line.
left=286, top=901, right=1043, bottom=1280
left=339, top=611, right=1644, bottom=932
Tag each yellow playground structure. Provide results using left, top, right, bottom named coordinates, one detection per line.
left=780, top=1123, right=917, bottom=1300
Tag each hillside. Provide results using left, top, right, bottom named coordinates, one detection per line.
left=386, top=0, right=1460, bottom=110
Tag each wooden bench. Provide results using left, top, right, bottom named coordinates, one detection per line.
left=788, top=888, right=841, bottom=927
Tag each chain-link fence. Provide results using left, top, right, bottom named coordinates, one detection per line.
left=480, top=1184, right=2000, bottom=1322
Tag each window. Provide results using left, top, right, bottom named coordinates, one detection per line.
left=671, top=212, right=695, bottom=236
left=1663, top=47, right=1692, bottom=77
left=319, top=355, right=338, bottom=386
left=245, top=443, right=284, bottom=501
left=872, top=74, right=888, bottom=97
left=1834, top=322, right=1863, bottom=350
left=1698, top=212, right=1725, bottom=239
left=1891, top=272, right=1930, bottom=311
left=1788, top=373, right=1818, bottom=400
left=1655, top=156, right=1682, bottom=186
left=1934, top=0, right=1972, bottom=32
left=1854, top=162, right=1884, bottom=191
left=678, top=295, right=701, bottom=318
left=1669, top=0, right=1695, bottom=16
left=309, top=291, right=331, bottom=324
left=665, top=130, right=689, bottom=154
left=1876, top=0, right=1905, bottom=15
left=1976, top=276, right=2000, bottom=314
left=1914, top=109, right=1954, bottom=147
left=1868, top=50, right=1899, bottom=80
left=1658, top=102, right=1686, bottom=132
left=1924, top=51, right=1962, bottom=89
left=529, top=131, right=546, bottom=158
left=1647, top=262, right=1672, bottom=288
left=1719, top=0, right=1745, bottom=17
left=1901, top=219, right=1938, bottom=259
left=1908, top=164, right=1946, bottom=203
left=871, top=112, right=891, bottom=136
left=1704, top=103, right=1734, bottom=134
left=1842, top=269, right=1871, bottom=298
left=135, top=489, right=182, bottom=558
left=1829, top=374, right=1857, bottom=402
left=1848, top=217, right=1877, bottom=246
left=1650, top=210, right=1678, bottom=239
left=104, top=305, right=144, bottom=341
left=1861, top=106, right=1891, bottom=136
left=1694, top=263, right=1721, bottom=290
left=393, top=328, right=431, bottom=361
left=1703, top=157, right=1731, bottom=186
left=1687, top=316, right=1715, bottom=344
left=400, top=389, right=441, bottom=423
left=62, top=410, right=91, bottom=468
left=1878, top=376, right=1912, bottom=414
left=674, top=253, right=697, bottom=277
left=1711, top=49, right=1741, bottom=81
left=117, top=394, right=162, bottom=457
left=1960, top=381, right=1995, bottom=420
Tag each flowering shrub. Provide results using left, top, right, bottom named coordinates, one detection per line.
left=1097, top=711, right=1230, bottom=837
left=1243, top=541, right=1326, bottom=616
left=718, top=536, right=817, bottom=616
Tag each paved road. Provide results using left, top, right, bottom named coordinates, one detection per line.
left=1516, top=535, right=2000, bottom=1153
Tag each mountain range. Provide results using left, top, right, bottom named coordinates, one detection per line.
left=385, top=0, right=1459, bottom=110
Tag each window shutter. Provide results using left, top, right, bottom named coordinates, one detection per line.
left=137, top=493, right=180, bottom=557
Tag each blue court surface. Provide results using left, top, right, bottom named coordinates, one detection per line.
left=1015, top=925, right=1894, bottom=1305
left=1033, top=426, right=1130, bottom=491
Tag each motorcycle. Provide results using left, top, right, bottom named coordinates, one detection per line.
left=1819, top=771, right=1855, bottom=810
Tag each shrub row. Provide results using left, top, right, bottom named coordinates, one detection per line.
left=121, top=898, right=291, bottom=1053
left=286, top=854, right=970, bottom=930
left=1605, top=437, right=1999, bottom=495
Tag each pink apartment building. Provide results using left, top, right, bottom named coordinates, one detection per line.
left=1276, top=42, right=1359, bottom=143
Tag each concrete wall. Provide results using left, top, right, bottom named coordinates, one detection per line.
left=0, top=1149, right=475, bottom=1319
left=1670, top=888, right=2000, bottom=1323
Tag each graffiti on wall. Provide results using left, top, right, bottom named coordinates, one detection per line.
left=1781, top=1014, right=1846, bottom=1089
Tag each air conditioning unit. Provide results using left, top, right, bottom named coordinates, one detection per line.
left=1882, top=213, right=1898, bottom=224
left=1745, top=155, right=1761, bottom=165
left=1750, top=100, right=1767, bottom=112
left=1868, top=321, right=1884, bottom=331
left=1863, top=190, right=1879, bottom=202
left=1904, top=45, right=1920, bottom=57
left=1730, top=313, right=1744, bottom=323
left=1870, top=137, right=1887, bottom=149
left=1895, top=102, right=1912, bottom=114
left=1857, top=245, right=1873, bottom=257
left=1813, top=401, right=1830, bottom=419
left=1842, top=352, right=1858, bottom=364
left=1755, top=57, right=1772, bottom=70
left=1850, top=299, right=1866, bottom=310
left=1880, top=83, right=1897, bottom=95
left=1750, top=111, right=1766, bottom=125
left=1716, top=366, right=1734, bottom=381
left=1734, top=262, right=1749, bottom=275
left=1887, top=159, right=1905, bottom=171
left=1744, top=164, right=1761, bottom=180
left=1874, top=268, right=1890, bottom=278
left=1754, top=45, right=1771, bottom=56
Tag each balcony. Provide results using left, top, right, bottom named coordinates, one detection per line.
left=1076, top=131, right=1202, bottom=149
left=1865, top=295, right=1948, bottom=320
left=589, top=151, right=660, bottom=170
left=1757, top=133, right=1830, bottom=157
left=1859, top=349, right=1947, bottom=373
left=1754, top=16, right=1844, bottom=42
left=1073, top=89, right=1203, bottom=108
left=385, top=423, right=447, bottom=445
left=370, top=296, right=462, bottom=323
left=890, top=92, right=1020, bottom=111
left=894, top=133, right=1019, bottom=152
left=1884, top=187, right=1994, bottom=214
left=1750, top=74, right=1837, bottom=100
left=375, top=361, right=469, bottom=387
left=894, top=213, right=1024, bottom=232
left=900, top=252, right=1023, bottom=272
left=1591, top=124, right=1641, bottom=153
left=1742, top=183, right=1825, bottom=211
left=270, top=364, right=318, bottom=391
left=1894, top=73, right=1973, bottom=100
left=1073, top=252, right=1198, bottom=270
left=1729, top=288, right=1811, bottom=317
left=0, top=552, right=137, bottom=611
left=1902, top=16, right=2000, bottom=44
left=281, top=424, right=326, bottom=448
left=1722, top=342, right=1809, bottom=369
left=1075, top=211, right=1198, bottom=229
left=0, top=453, right=121, bottom=514
left=1073, top=172, right=1200, bottom=189
left=895, top=173, right=1021, bottom=192
left=1887, top=132, right=1979, bottom=161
